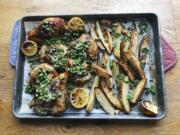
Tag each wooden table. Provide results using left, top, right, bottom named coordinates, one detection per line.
left=0, top=0, right=179, bottom=134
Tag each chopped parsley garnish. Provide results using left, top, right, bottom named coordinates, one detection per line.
left=42, top=38, right=62, bottom=46
left=25, top=69, right=59, bottom=102
left=25, top=84, right=36, bottom=94
left=140, top=62, right=145, bottom=69
left=117, top=74, right=125, bottom=81
left=132, top=79, right=140, bottom=86
left=114, top=33, right=121, bottom=39
left=127, top=91, right=133, bottom=100
left=109, top=59, right=113, bottom=70
left=132, top=21, right=136, bottom=30
left=145, top=85, right=156, bottom=95
left=117, top=74, right=129, bottom=83
left=123, top=35, right=130, bottom=42
left=138, top=21, right=148, bottom=35
left=142, top=48, right=149, bottom=55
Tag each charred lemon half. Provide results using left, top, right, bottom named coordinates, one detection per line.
left=67, top=17, right=84, bottom=32
left=70, top=88, right=89, bottom=109
left=21, top=40, right=38, bottom=56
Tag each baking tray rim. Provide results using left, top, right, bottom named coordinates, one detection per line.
left=12, top=13, right=167, bottom=121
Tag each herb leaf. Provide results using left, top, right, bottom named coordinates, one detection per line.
left=138, top=21, right=148, bottom=35
left=109, top=59, right=113, bottom=70
left=117, top=74, right=125, bottom=81
left=114, top=33, right=121, bottom=39
left=145, top=85, right=156, bottom=95
left=140, top=62, right=145, bottom=69
left=123, top=35, right=130, bottom=42
left=127, top=91, right=133, bottom=100
left=142, top=48, right=149, bottom=55
left=132, top=79, right=139, bottom=86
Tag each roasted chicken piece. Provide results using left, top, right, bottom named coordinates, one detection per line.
left=30, top=63, right=57, bottom=81
left=29, top=72, right=69, bottom=115
left=28, top=17, right=65, bottom=42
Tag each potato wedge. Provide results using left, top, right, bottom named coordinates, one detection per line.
left=95, top=87, right=119, bottom=115
left=113, top=42, right=121, bottom=60
left=112, top=60, right=120, bottom=83
left=101, top=52, right=113, bottom=88
left=139, top=35, right=149, bottom=69
left=92, top=63, right=111, bottom=79
left=106, top=59, right=113, bottom=89
left=101, top=52, right=108, bottom=68
left=118, top=60, right=135, bottom=81
left=97, top=52, right=101, bottom=66
left=113, top=23, right=122, bottom=59
left=124, top=52, right=145, bottom=79
left=101, top=80, right=123, bottom=110
left=121, top=40, right=131, bottom=53
left=130, top=30, right=138, bottom=57
left=88, top=40, right=98, bottom=59
left=130, top=79, right=147, bottom=104
left=89, top=26, right=105, bottom=50
left=118, top=76, right=130, bottom=113
left=86, top=75, right=100, bottom=112
left=106, top=30, right=113, bottom=53
left=96, top=21, right=111, bottom=54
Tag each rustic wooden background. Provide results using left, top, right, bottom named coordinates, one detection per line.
left=0, top=0, right=180, bottom=135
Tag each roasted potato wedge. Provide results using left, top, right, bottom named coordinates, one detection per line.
left=100, top=52, right=113, bottom=88
left=139, top=35, right=149, bottom=69
left=97, top=52, right=101, bottom=66
left=89, top=26, right=105, bottom=50
left=96, top=21, right=111, bottom=54
left=113, top=42, right=121, bottom=60
left=113, top=23, right=122, bottom=59
left=140, top=100, right=158, bottom=116
left=130, top=30, right=138, bottom=58
left=112, top=60, right=120, bottom=83
left=119, top=60, right=135, bottom=81
left=95, top=87, right=119, bottom=115
left=101, top=80, right=123, bottom=110
left=121, top=40, right=131, bottom=54
left=106, top=59, right=113, bottom=89
left=101, top=52, right=108, bottom=68
left=124, top=52, right=145, bottom=79
left=88, top=40, right=98, bottom=59
left=86, top=75, right=100, bottom=113
left=130, top=79, right=147, bottom=104
left=92, top=63, right=111, bottom=79
left=106, top=30, right=113, bottom=53
left=118, top=76, right=130, bottom=113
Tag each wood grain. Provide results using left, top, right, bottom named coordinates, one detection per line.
left=0, top=0, right=180, bottom=135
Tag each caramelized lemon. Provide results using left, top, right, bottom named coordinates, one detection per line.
left=67, top=17, right=84, bottom=32
left=21, top=40, right=37, bottom=56
left=70, top=88, right=89, bottom=109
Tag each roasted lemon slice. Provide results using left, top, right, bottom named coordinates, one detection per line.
left=21, top=40, right=38, bottom=56
left=67, top=17, right=84, bottom=32
left=70, top=88, right=89, bottom=109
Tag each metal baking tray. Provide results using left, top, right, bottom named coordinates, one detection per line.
left=13, top=13, right=166, bottom=121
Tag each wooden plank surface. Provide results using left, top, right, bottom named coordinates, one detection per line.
left=0, top=0, right=179, bottom=134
